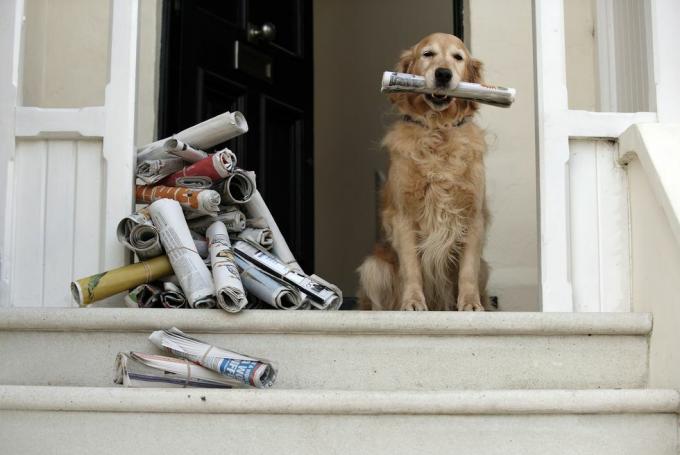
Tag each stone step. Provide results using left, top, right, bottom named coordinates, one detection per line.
left=0, top=386, right=677, bottom=454
left=0, top=309, right=651, bottom=390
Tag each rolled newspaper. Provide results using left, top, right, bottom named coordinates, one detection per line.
left=238, top=227, right=274, bottom=250
left=124, top=283, right=162, bottom=308
left=233, top=240, right=342, bottom=310
left=188, top=207, right=246, bottom=235
left=161, top=148, right=238, bottom=189
left=116, top=209, right=163, bottom=260
left=206, top=221, right=248, bottom=313
left=148, top=199, right=216, bottom=309
left=136, top=157, right=186, bottom=185
left=137, top=111, right=248, bottom=160
left=136, top=185, right=221, bottom=216
left=115, top=352, right=237, bottom=388
left=218, top=169, right=256, bottom=204
left=148, top=327, right=277, bottom=388
left=235, top=255, right=302, bottom=310
left=244, top=190, right=301, bottom=271
left=71, top=255, right=173, bottom=306
left=381, top=71, right=515, bottom=108
left=159, top=281, right=187, bottom=309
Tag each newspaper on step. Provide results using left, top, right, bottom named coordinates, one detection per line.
left=115, top=351, right=238, bottom=388
left=161, top=148, right=238, bottom=189
left=206, top=221, right=248, bottom=313
left=116, top=208, right=163, bottom=260
left=381, top=71, right=516, bottom=108
left=160, top=282, right=188, bottom=309
left=148, top=327, right=276, bottom=388
left=136, top=185, right=221, bottom=216
left=148, top=199, right=216, bottom=309
left=238, top=227, right=274, bottom=250
left=188, top=207, right=246, bottom=234
left=137, top=111, right=248, bottom=161
left=233, top=240, right=342, bottom=310
left=235, top=254, right=303, bottom=310
left=218, top=169, right=256, bottom=204
left=124, top=283, right=162, bottom=308
left=136, top=157, right=186, bottom=185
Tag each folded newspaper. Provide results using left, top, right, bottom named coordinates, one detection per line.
left=115, top=351, right=237, bottom=388
left=381, top=71, right=515, bottom=108
left=149, top=327, right=276, bottom=388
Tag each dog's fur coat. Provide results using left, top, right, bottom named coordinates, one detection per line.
left=357, top=33, right=490, bottom=311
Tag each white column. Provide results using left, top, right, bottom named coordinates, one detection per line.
left=532, top=0, right=573, bottom=311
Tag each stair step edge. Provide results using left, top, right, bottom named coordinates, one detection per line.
left=0, top=308, right=653, bottom=335
left=1, top=386, right=676, bottom=415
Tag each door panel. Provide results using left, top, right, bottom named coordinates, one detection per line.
left=160, top=0, right=314, bottom=271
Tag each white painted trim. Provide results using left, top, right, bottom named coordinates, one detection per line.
left=101, top=0, right=139, bottom=271
left=0, top=308, right=653, bottom=335
left=0, top=0, right=24, bottom=307
left=566, top=111, right=657, bottom=138
left=0, top=387, right=677, bottom=415
left=649, top=0, right=680, bottom=122
left=619, top=124, right=680, bottom=247
left=15, top=107, right=106, bottom=138
left=532, top=0, right=573, bottom=311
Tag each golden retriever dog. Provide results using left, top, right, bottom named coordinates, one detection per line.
left=357, top=33, right=490, bottom=311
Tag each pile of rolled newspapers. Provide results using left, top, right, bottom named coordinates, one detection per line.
left=70, top=111, right=342, bottom=312
left=115, top=327, right=276, bottom=388
left=381, top=71, right=516, bottom=108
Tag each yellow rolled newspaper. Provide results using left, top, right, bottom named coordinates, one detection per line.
left=71, top=255, right=173, bottom=306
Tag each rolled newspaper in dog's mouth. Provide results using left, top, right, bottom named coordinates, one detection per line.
left=219, top=169, right=256, bottom=204
left=381, top=71, right=515, bottom=108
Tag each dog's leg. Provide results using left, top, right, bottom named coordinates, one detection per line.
left=392, top=215, right=427, bottom=311
left=457, top=199, right=486, bottom=312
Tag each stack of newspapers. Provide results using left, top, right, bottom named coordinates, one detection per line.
left=115, top=327, right=276, bottom=389
left=70, top=111, right=342, bottom=312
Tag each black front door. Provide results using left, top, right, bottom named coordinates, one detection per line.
left=159, top=0, right=314, bottom=272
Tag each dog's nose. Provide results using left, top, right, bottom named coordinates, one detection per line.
left=434, top=67, right=452, bottom=85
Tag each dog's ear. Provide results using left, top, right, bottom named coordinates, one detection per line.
left=395, top=46, right=416, bottom=74
left=466, top=57, right=484, bottom=84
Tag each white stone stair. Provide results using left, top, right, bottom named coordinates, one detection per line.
left=0, top=387, right=677, bottom=454
left=0, top=309, right=677, bottom=454
left=0, top=309, right=652, bottom=390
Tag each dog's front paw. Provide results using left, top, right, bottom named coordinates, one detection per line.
left=400, top=288, right=428, bottom=311
left=457, top=292, right=485, bottom=312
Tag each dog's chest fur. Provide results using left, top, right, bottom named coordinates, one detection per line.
left=385, top=122, right=484, bottom=240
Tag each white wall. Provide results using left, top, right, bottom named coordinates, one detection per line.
left=313, top=0, right=454, bottom=298
left=21, top=0, right=160, bottom=145
left=628, top=159, right=680, bottom=388
left=468, top=0, right=539, bottom=310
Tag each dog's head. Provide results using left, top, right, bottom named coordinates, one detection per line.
left=390, top=33, right=483, bottom=120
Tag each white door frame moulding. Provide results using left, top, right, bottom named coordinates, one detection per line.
left=532, top=0, right=668, bottom=312
left=0, top=0, right=139, bottom=306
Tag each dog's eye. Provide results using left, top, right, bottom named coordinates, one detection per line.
left=453, top=53, right=464, bottom=61
left=423, top=50, right=435, bottom=58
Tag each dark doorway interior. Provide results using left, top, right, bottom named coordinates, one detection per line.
left=158, top=0, right=314, bottom=271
